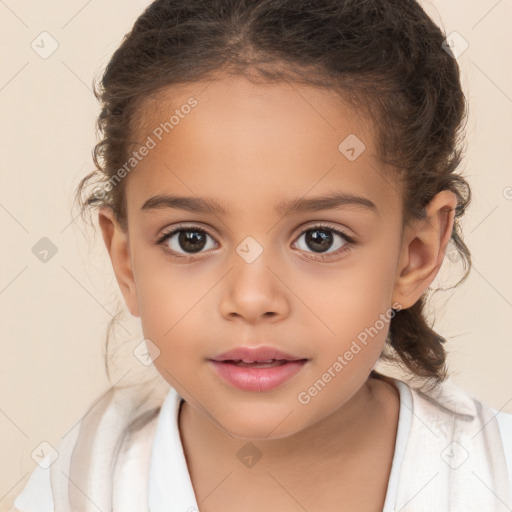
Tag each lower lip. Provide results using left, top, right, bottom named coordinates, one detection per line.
left=209, top=360, right=307, bottom=392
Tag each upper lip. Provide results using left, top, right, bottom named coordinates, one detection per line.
left=209, top=345, right=306, bottom=363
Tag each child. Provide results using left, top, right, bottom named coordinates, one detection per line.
left=12, top=0, right=512, bottom=511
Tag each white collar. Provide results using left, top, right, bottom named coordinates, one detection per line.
left=149, top=387, right=199, bottom=511
left=412, top=377, right=477, bottom=418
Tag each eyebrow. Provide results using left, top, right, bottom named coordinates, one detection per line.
left=141, top=192, right=378, bottom=216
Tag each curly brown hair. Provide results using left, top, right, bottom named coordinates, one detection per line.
left=75, top=0, right=471, bottom=388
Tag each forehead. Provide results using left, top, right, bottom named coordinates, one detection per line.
left=135, top=75, right=372, bottom=144
left=126, top=76, right=401, bottom=219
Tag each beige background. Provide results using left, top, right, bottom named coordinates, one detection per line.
left=1, top=0, right=511, bottom=509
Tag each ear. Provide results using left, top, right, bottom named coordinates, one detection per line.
left=98, top=207, right=139, bottom=317
left=392, top=190, right=457, bottom=309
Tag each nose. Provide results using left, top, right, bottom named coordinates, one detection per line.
left=219, top=255, right=290, bottom=325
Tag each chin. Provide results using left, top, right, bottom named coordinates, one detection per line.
left=213, top=409, right=306, bottom=441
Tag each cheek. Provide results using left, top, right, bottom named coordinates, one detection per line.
left=342, top=235, right=400, bottom=314
left=133, top=256, right=217, bottom=364
left=298, top=250, right=398, bottom=371
left=132, top=254, right=183, bottom=342
left=133, top=245, right=195, bottom=319
left=301, top=255, right=397, bottom=332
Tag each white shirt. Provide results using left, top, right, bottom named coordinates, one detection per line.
left=13, top=376, right=512, bottom=511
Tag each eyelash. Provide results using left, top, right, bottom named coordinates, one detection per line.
left=156, top=223, right=356, bottom=261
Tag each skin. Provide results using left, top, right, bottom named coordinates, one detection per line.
left=98, top=74, right=457, bottom=511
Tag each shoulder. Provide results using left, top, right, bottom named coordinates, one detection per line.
left=11, top=461, right=54, bottom=512
left=12, top=383, right=168, bottom=512
left=407, top=377, right=512, bottom=489
left=380, top=375, right=512, bottom=510
left=409, top=376, right=512, bottom=431
left=493, top=406, right=512, bottom=486
left=12, top=414, right=83, bottom=512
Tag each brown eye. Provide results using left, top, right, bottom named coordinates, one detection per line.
left=304, top=228, right=335, bottom=253
left=293, top=225, right=353, bottom=258
left=158, top=227, right=217, bottom=255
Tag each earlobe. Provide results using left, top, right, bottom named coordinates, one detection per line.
left=98, top=207, right=140, bottom=317
left=392, top=190, right=457, bottom=309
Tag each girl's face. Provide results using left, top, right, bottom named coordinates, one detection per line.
left=100, top=76, right=449, bottom=439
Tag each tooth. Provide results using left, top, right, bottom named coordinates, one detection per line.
left=235, top=358, right=278, bottom=364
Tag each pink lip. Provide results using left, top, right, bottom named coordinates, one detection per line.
left=208, top=345, right=308, bottom=392
left=210, top=345, right=303, bottom=362
left=209, top=359, right=307, bottom=392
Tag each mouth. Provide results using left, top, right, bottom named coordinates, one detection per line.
left=210, top=345, right=305, bottom=364
left=220, top=359, right=300, bottom=368
left=208, top=345, right=308, bottom=391
left=208, top=356, right=308, bottom=392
